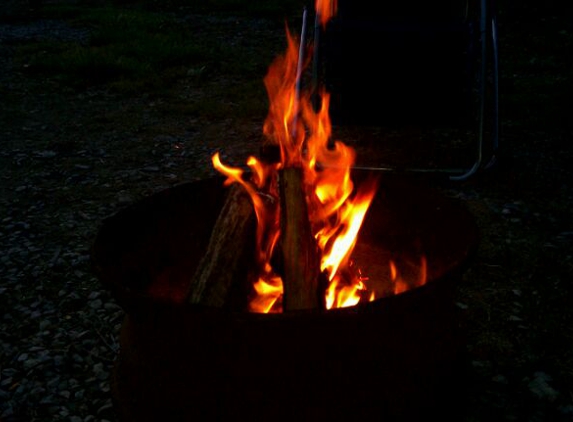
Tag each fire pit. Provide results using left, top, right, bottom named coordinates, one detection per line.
left=91, top=170, right=477, bottom=421
left=92, top=3, right=479, bottom=420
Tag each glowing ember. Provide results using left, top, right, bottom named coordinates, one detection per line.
left=211, top=3, right=427, bottom=313
left=390, top=256, right=427, bottom=295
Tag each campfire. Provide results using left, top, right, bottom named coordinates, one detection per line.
left=187, top=2, right=427, bottom=314
left=92, top=2, right=478, bottom=420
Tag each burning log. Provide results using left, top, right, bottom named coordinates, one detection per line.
left=278, top=166, right=323, bottom=311
left=185, top=183, right=257, bottom=308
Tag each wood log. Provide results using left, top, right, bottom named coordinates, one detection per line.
left=185, top=183, right=257, bottom=308
left=278, top=166, right=323, bottom=311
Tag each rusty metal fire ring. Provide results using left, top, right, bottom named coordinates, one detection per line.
left=92, top=170, right=478, bottom=421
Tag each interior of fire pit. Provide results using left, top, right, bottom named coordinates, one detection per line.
left=91, top=170, right=478, bottom=421
left=92, top=169, right=477, bottom=312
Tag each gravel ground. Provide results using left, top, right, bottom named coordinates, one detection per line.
left=0, top=17, right=132, bottom=421
left=0, top=8, right=274, bottom=421
left=1, top=2, right=572, bottom=422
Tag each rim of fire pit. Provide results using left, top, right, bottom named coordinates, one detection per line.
left=91, top=169, right=479, bottom=317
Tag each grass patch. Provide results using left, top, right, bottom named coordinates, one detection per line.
left=136, top=0, right=305, bottom=18
left=19, top=5, right=227, bottom=92
left=20, top=2, right=290, bottom=95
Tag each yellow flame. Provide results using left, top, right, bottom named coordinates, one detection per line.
left=325, top=275, right=367, bottom=309
left=210, top=15, right=387, bottom=313
left=319, top=192, right=375, bottom=281
left=249, top=270, right=283, bottom=314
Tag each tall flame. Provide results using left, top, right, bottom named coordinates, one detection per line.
left=212, top=21, right=379, bottom=313
left=210, top=5, right=424, bottom=313
left=262, top=25, right=309, bottom=166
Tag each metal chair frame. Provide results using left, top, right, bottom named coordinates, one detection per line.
left=306, top=0, right=499, bottom=181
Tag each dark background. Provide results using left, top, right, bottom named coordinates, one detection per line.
left=0, top=0, right=572, bottom=421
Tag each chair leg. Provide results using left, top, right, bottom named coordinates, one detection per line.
left=484, top=12, right=500, bottom=170
left=451, top=0, right=497, bottom=181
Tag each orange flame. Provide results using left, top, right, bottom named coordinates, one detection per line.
left=262, top=26, right=309, bottom=166
left=390, top=256, right=428, bottom=295
left=249, top=269, right=283, bottom=314
left=211, top=26, right=379, bottom=313
left=213, top=153, right=282, bottom=314
left=315, top=0, right=338, bottom=28
left=210, top=12, right=425, bottom=313
left=316, top=178, right=378, bottom=283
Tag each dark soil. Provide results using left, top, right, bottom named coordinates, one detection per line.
left=0, top=1, right=572, bottom=421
